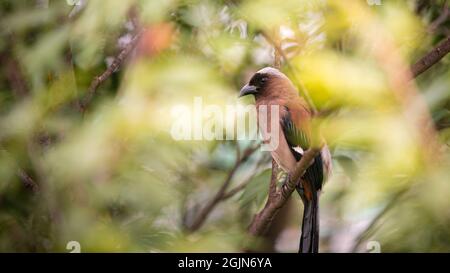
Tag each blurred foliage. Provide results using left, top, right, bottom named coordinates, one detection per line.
left=0, top=0, right=449, bottom=252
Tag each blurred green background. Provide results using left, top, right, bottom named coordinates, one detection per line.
left=0, top=0, right=449, bottom=252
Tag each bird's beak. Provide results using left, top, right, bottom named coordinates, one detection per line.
left=238, top=84, right=257, bottom=97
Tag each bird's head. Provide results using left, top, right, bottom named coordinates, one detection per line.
left=239, top=67, right=296, bottom=100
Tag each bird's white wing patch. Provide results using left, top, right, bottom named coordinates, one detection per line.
left=293, top=146, right=304, bottom=155
left=320, top=145, right=333, bottom=182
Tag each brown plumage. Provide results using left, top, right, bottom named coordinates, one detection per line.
left=239, top=67, right=332, bottom=253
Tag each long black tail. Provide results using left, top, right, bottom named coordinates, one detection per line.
left=293, top=152, right=323, bottom=253
left=299, top=193, right=319, bottom=253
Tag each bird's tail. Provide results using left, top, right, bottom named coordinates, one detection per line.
left=299, top=193, right=319, bottom=253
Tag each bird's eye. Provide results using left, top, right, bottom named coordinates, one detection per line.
left=260, top=77, right=267, bottom=83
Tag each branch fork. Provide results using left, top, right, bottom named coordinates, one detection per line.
left=248, top=148, right=320, bottom=236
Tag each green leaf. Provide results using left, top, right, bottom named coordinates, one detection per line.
left=239, top=169, right=271, bottom=209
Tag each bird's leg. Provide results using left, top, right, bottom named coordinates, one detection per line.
left=281, top=172, right=304, bottom=200
left=296, top=180, right=308, bottom=205
left=280, top=171, right=309, bottom=202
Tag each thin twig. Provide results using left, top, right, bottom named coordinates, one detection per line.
left=78, top=30, right=144, bottom=112
left=186, top=144, right=260, bottom=232
left=427, top=4, right=449, bottom=33
left=235, top=143, right=241, bottom=164
left=221, top=180, right=250, bottom=201
left=271, top=27, right=282, bottom=69
left=221, top=154, right=269, bottom=201
left=411, top=36, right=450, bottom=78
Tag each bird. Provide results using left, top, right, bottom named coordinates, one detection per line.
left=239, top=67, right=332, bottom=253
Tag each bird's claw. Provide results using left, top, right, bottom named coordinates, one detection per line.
left=280, top=173, right=291, bottom=199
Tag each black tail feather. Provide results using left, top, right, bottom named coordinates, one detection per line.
left=296, top=152, right=322, bottom=253
left=299, top=194, right=319, bottom=253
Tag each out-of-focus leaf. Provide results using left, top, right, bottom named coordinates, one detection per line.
left=334, top=154, right=357, bottom=180
left=240, top=168, right=271, bottom=209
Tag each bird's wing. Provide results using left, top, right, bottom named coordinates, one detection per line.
left=281, top=105, right=311, bottom=154
left=280, top=105, right=325, bottom=192
left=257, top=102, right=297, bottom=173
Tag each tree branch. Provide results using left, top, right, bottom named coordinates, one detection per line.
left=411, top=36, right=450, bottom=78
left=221, top=155, right=268, bottom=201
left=78, top=30, right=143, bottom=113
left=186, top=144, right=260, bottom=232
left=221, top=180, right=250, bottom=201
left=427, top=4, right=449, bottom=33
left=248, top=148, right=320, bottom=236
